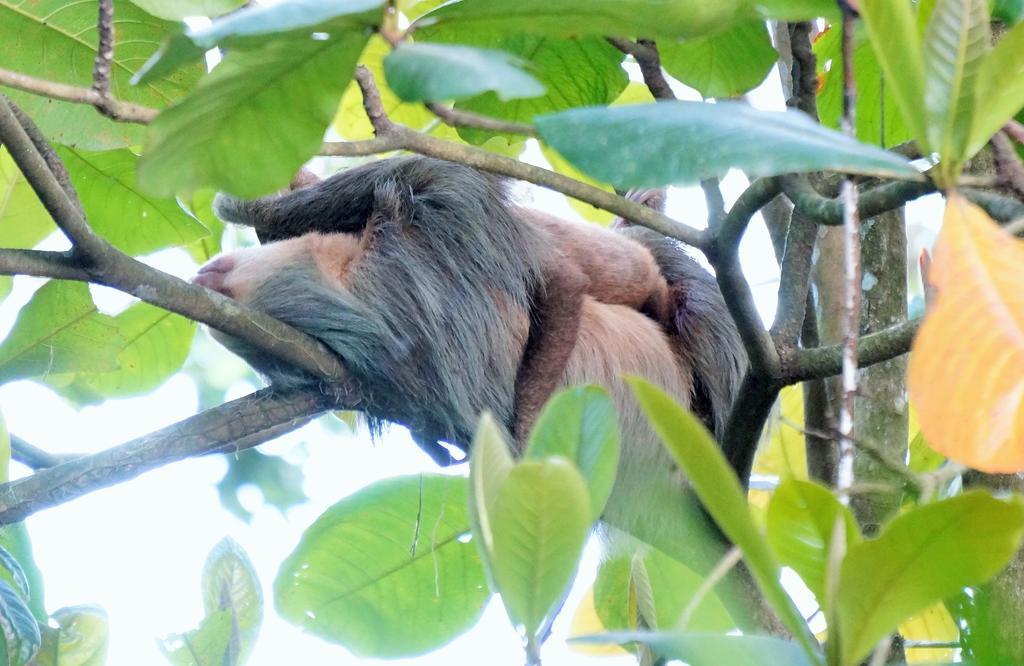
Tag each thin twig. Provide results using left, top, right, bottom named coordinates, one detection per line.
left=425, top=103, right=536, bottom=137
left=0, top=67, right=157, bottom=123
left=91, top=0, right=118, bottom=119
left=9, top=435, right=81, bottom=470
left=0, top=249, right=90, bottom=281
left=836, top=1, right=862, bottom=500
left=678, top=547, right=743, bottom=630
left=1005, top=120, right=1024, bottom=145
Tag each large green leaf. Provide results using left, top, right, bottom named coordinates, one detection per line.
left=415, top=31, right=627, bottom=145
left=968, top=20, right=1024, bottom=155
left=659, top=20, right=777, bottom=99
left=573, top=631, right=816, bottom=666
left=536, top=101, right=922, bottom=188
left=138, top=30, right=369, bottom=198
left=992, top=0, right=1024, bottom=23
left=815, top=25, right=913, bottom=148
left=275, top=474, right=488, bottom=657
left=0, top=580, right=40, bottom=666
left=922, top=0, right=990, bottom=179
left=628, top=378, right=822, bottom=665
left=50, top=302, right=195, bottom=404
left=36, top=606, right=109, bottom=666
left=766, top=479, right=860, bottom=600
left=524, top=385, right=620, bottom=519
left=0, top=149, right=54, bottom=249
left=128, top=0, right=246, bottom=21
left=837, top=491, right=1024, bottom=666
left=57, top=147, right=208, bottom=256
left=201, top=538, right=261, bottom=662
left=490, top=458, right=591, bottom=638
left=216, top=449, right=307, bottom=522
left=384, top=43, right=544, bottom=103
left=468, top=413, right=516, bottom=562
left=418, top=0, right=749, bottom=40
left=0, top=0, right=203, bottom=149
left=858, top=0, right=929, bottom=151
left=751, top=0, right=839, bottom=20
left=134, top=0, right=383, bottom=83
left=0, top=282, right=122, bottom=384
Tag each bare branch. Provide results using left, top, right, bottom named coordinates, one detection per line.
left=426, top=103, right=537, bottom=137
left=712, top=177, right=783, bottom=375
left=836, top=0, right=862, bottom=499
left=0, top=67, right=157, bottom=124
left=783, top=175, right=936, bottom=225
left=0, top=95, right=108, bottom=259
left=783, top=319, right=920, bottom=383
left=991, top=130, right=1024, bottom=200
left=0, top=249, right=89, bottom=281
left=0, top=390, right=336, bottom=524
left=9, top=434, right=80, bottom=470
left=5, top=96, right=84, bottom=216
left=770, top=212, right=818, bottom=347
left=91, top=0, right=118, bottom=119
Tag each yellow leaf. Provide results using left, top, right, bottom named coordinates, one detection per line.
left=568, top=588, right=626, bottom=656
left=900, top=603, right=957, bottom=663
left=752, top=385, right=808, bottom=480
left=907, top=193, right=1024, bottom=472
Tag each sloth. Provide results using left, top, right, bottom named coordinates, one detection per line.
left=196, top=156, right=745, bottom=487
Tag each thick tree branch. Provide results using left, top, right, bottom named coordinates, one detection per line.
left=722, top=374, right=782, bottom=486
left=711, top=177, right=783, bottom=375
left=0, top=390, right=336, bottom=524
left=783, top=319, right=920, bottom=383
left=0, top=67, right=157, bottom=124
left=5, top=97, right=84, bottom=216
left=771, top=211, right=818, bottom=347
left=784, top=175, right=936, bottom=225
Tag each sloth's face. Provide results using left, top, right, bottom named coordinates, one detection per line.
left=192, top=232, right=363, bottom=302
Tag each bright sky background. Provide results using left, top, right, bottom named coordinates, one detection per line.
left=0, top=51, right=946, bottom=665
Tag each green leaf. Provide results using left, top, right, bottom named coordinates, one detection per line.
left=468, top=413, right=516, bottom=561
left=182, top=190, right=225, bottom=264
left=419, top=0, right=749, bottom=40
left=837, top=491, right=1024, bottom=665
left=968, top=20, right=1024, bottom=155
left=0, top=282, right=123, bottom=384
left=159, top=609, right=233, bottom=666
left=659, top=20, right=777, bottom=99
left=138, top=29, right=369, bottom=198
left=628, top=378, right=822, bottom=665
left=922, top=0, right=990, bottom=179
left=750, top=0, right=840, bottom=20
left=57, top=147, right=208, bottom=256
left=384, top=43, right=544, bottom=102
left=202, top=538, right=261, bottom=663
left=36, top=606, right=109, bottom=666
left=274, top=474, right=488, bottom=657
left=490, top=458, right=592, bottom=637
left=766, top=479, right=861, bottom=599
left=536, top=101, right=922, bottom=188
left=216, top=450, right=307, bottom=522
left=573, top=631, right=817, bottom=666
left=524, top=385, right=620, bottom=519
left=416, top=32, right=627, bottom=145
left=595, top=549, right=735, bottom=632
left=134, top=0, right=383, bottom=83
left=0, top=149, right=54, bottom=249
left=0, top=549, right=30, bottom=603
left=0, top=0, right=203, bottom=149
left=815, top=25, right=913, bottom=148
left=52, top=303, right=195, bottom=404
left=992, top=0, right=1024, bottom=23
left=0, top=525, right=46, bottom=623
left=0, top=580, right=40, bottom=666
left=858, top=0, right=930, bottom=151
left=129, top=0, right=246, bottom=20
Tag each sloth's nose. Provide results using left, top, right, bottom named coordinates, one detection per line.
left=192, top=256, right=236, bottom=295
